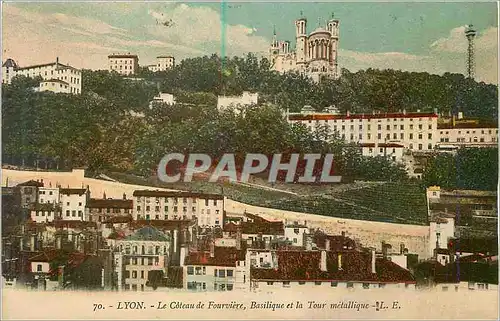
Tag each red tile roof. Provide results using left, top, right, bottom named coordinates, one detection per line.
left=312, top=232, right=357, bottom=251
left=184, top=247, right=246, bottom=267
left=251, top=250, right=415, bottom=284
left=51, top=220, right=97, bottom=229
left=60, top=188, right=87, bottom=195
left=288, top=112, right=438, bottom=121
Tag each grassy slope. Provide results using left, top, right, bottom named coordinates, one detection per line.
left=106, top=171, right=429, bottom=226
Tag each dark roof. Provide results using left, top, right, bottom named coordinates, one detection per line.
left=184, top=247, right=246, bottom=267
left=51, top=220, right=97, bottom=229
left=130, top=219, right=195, bottom=230
left=108, top=54, right=138, bottom=59
left=3, top=58, right=17, bottom=68
left=312, top=232, right=357, bottom=251
left=450, top=238, right=498, bottom=255
left=437, top=122, right=498, bottom=130
left=288, top=112, right=438, bottom=121
left=132, top=190, right=224, bottom=200
left=224, top=221, right=284, bottom=235
left=251, top=250, right=415, bottom=284
left=15, top=62, right=70, bottom=71
left=102, top=215, right=133, bottom=224
left=87, top=198, right=132, bottom=209
left=125, top=226, right=169, bottom=242
left=17, top=180, right=44, bottom=187
left=359, top=143, right=405, bottom=148
left=60, top=188, right=87, bottom=195
left=157, top=56, right=175, bottom=59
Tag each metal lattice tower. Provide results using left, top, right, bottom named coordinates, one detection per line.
left=465, top=24, right=477, bottom=79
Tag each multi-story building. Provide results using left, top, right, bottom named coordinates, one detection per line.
left=249, top=249, right=416, bottom=292
left=269, top=14, right=340, bottom=82
left=30, top=203, right=59, bottom=223
left=147, top=56, right=175, bottom=72
left=2, top=57, right=82, bottom=94
left=60, top=187, right=90, bottom=221
left=112, top=226, right=171, bottom=292
left=132, top=191, right=225, bottom=227
left=86, top=196, right=133, bottom=223
left=183, top=245, right=247, bottom=292
left=287, top=108, right=439, bottom=153
left=436, top=116, right=498, bottom=148
left=16, top=180, right=44, bottom=209
left=38, top=186, right=59, bottom=205
left=108, top=53, right=139, bottom=76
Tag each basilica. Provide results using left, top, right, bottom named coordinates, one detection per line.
left=269, top=14, right=340, bottom=82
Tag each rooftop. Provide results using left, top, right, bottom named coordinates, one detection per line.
left=124, top=226, right=170, bottom=242
left=184, top=247, right=246, bottom=267
left=132, top=190, right=224, bottom=200
left=288, top=112, right=438, bottom=121
left=87, top=198, right=132, bottom=209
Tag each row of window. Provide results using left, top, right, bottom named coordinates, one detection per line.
left=186, top=282, right=234, bottom=291
left=65, top=210, right=83, bottom=217
left=440, top=137, right=497, bottom=143
left=309, top=122, right=433, bottom=132
left=186, top=267, right=234, bottom=278
left=125, top=257, right=159, bottom=267
left=122, top=245, right=166, bottom=256
left=137, top=205, right=220, bottom=214
left=137, top=197, right=218, bottom=206
left=302, top=117, right=434, bottom=123
left=338, top=132, right=433, bottom=141
left=265, top=281, right=410, bottom=288
left=441, top=129, right=497, bottom=135
left=34, top=211, right=53, bottom=217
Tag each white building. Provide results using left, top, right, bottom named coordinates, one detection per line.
left=132, top=191, right=225, bottom=227
left=38, top=187, right=60, bottom=205
left=429, top=216, right=455, bottom=258
left=287, top=110, right=439, bottom=152
left=217, top=91, right=259, bottom=113
left=284, top=222, right=309, bottom=246
left=183, top=246, right=247, bottom=292
left=437, top=117, right=498, bottom=148
left=2, top=57, right=82, bottom=94
left=360, top=142, right=405, bottom=162
left=112, top=226, right=171, bottom=292
left=149, top=92, right=176, bottom=108
left=30, top=203, right=58, bottom=223
left=60, top=187, right=90, bottom=221
left=148, top=56, right=175, bottom=72
left=108, top=53, right=139, bottom=76
left=269, top=14, right=340, bottom=82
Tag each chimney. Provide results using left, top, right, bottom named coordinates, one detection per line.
left=210, top=240, right=215, bottom=258
left=341, top=231, right=345, bottom=237
left=400, top=243, right=405, bottom=255
left=371, top=248, right=376, bottom=274
left=30, top=235, right=36, bottom=252
left=382, top=241, right=387, bottom=258
left=320, top=250, right=327, bottom=272
left=325, top=239, right=331, bottom=251
left=305, top=234, right=313, bottom=251
left=403, top=109, right=407, bottom=115
left=41, top=179, right=44, bottom=186
left=236, top=226, right=242, bottom=250
left=58, top=265, right=65, bottom=288
left=180, top=246, right=187, bottom=267
left=56, top=235, right=62, bottom=249
left=123, top=193, right=127, bottom=200
left=173, top=229, right=178, bottom=253
left=103, top=192, right=106, bottom=199
left=338, top=253, right=343, bottom=271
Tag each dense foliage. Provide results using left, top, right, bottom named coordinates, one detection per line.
left=2, top=53, right=497, bottom=187
left=422, top=148, right=498, bottom=191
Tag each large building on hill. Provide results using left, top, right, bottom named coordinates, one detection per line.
left=269, top=14, right=340, bottom=82
left=147, top=56, right=175, bottom=72
left=108, top=53, right=139, bottom=76
left=2, top=57, right=82, bottom=94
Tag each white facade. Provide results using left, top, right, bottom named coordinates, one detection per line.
left=217, top=91, right=259, bottom=112
left=132, top=191, right=225, bottom=227
left=429, top=217, right=455, bottom=258
left=113, top=237, right=170, bottom=292
left=2, top=58, right=82, bottom=94
left=270, top=16, right=340, bottom=82
left=31, top=261, right=50, bottom=274
left=252, top=280, right=416, bottom=292
left=284, top=224, right=309, bottom=246
left=30, top=208, right=57, bottom=223
left=60, top=189, right=88, bottom=221
left=360, top=143, right=405, bottom=162
left=437, top=125, right=498, bottom=147
left=184, top=264, right=244, bottom=292
left=387, top=254, right=408, bottom=270
left=108, top=54, right=139, bottom=76
left=148, top=56, right=175, bottom=72
left=149, top=93, right=176, bottom=107
left=288, top=111, right=439, bottom=152
left=38, top=187, right=60, bottom=205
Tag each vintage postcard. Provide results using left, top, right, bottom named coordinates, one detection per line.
left=1, top=1, right=498, bottom=320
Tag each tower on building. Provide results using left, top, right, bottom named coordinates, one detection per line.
left=464, top=24, right=476, bottom=79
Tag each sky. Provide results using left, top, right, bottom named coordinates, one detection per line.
left=2, top=1, right=498, bottom=84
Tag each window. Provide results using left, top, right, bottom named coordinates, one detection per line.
left=400, top=125, right=404, bottom=130
left=347, top=282, right=354, bottom=288
left=378, top=124, right=381, bottom=130
left=331, top=282, right=338, bottom=287
left=428, top=143, right=432, bottom=149
left=410, top=124, right=414, bottom=130
left=227, top=270, right=233, bottom=277
left=132, top=271, right=137, bottom=278
left=409, top=133, right=413, bottom=139
left=379, top=283, right=385, bottom=288
left=314, top=281, right=322, bottom=285
left=299, top=281, right=306, bottom=285
left=378, top=133, right=382, bottom=140
left=37, top=264, right=42, bottom=272
left=79, top=202, right=82, bottom=206
left=205, top=199, right=209, bottom=206
left=267, top=282, right=274, bottom=285
left=155, top=206, right=160, bottom=212
left=218, top=270, right=226, bottom=278
left=363, top=283, right=370, bottom=289
left=146, top=206, right=150, bottom=212
left=428, top=133, right=432, bottom=139
left=283, top=281, right=290, bottom=287
left=72, top=210, right=76, bottom=217
left=418, top=144, right=423, bottom=150
left=214, top=269, right=218, bottom=277
left=386, top=125, right=390, bottom=130
left=418, top=134, right=422, bottom=139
